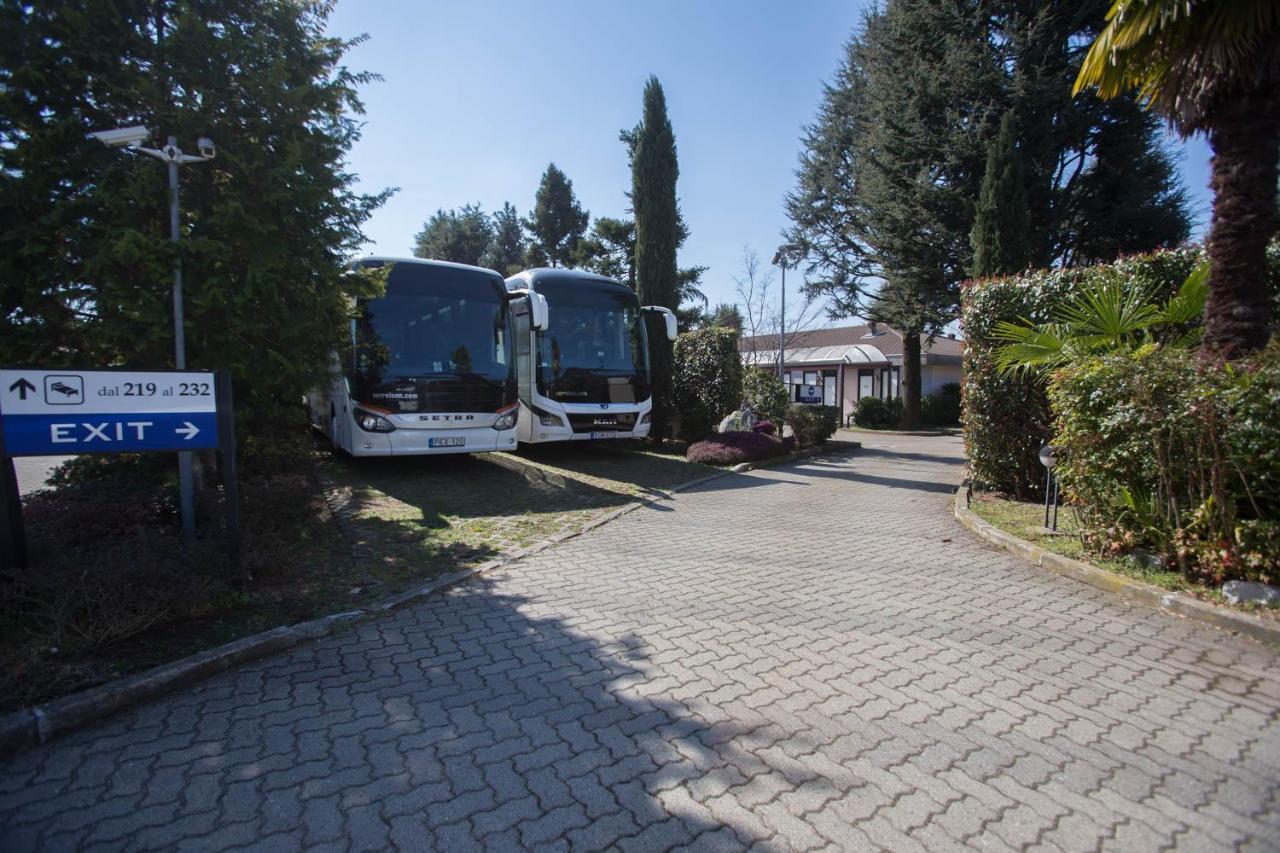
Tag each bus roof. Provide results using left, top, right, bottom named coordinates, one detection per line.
left=351, top=255, right=504, bottom=281
left=504, top=268, right=628, bottom=292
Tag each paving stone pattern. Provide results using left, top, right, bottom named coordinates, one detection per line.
left=2, top=432, right=1278, bottom=851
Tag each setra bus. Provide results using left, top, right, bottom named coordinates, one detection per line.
left=504, top=268, right=676, bottom=444
left=308, top=257, right=547, bottom=456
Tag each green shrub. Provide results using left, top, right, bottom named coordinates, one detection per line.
left=921, top=383, right=961, bottom=426
left=787, top=405, right=839, bottom=447
left=854, top=396, right=902, bottom=428
left=674, top=326, right=744, bottom=442
left=1049, top=343, right=1280, bottom=585
left=741, top=367, right=789, bottom=425
left=961, top=246, right=1211, bottom=497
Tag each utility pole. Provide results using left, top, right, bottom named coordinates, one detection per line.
left=772, top=243, right=801, bottom=379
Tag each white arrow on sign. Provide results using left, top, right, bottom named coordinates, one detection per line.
left=175, top=421, right=200, bottom=441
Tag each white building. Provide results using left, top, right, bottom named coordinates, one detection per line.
left=739, top=324, right=964, bottom=424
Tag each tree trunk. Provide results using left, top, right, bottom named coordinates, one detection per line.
left=1202, top=95, right=1280, bottom=357
left=901, top=329, right=922, bottom=429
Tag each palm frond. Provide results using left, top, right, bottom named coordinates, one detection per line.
left=992, top=320, right=1071, bottom=378
left=1156, top=260, right=1209, bottom=326
left=1056, top=276, right=1160, bottom=345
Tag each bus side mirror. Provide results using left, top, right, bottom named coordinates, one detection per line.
left=530, top=292, right=549, bottom=331
left=644, top=306, right=678, bottom=341
left=507, top=289, right=549, bottom=331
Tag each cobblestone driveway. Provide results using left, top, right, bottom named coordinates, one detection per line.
left=2, top=432, right=1278, bottom=851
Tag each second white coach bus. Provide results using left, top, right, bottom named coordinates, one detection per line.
left=308, top=257, right=542, bottom=456
left=504, top=268, right=676, bottom=444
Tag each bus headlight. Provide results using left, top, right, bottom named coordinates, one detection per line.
left=492, top=406, right=518, bottom=430
left=639, top=411, right=651, bottom=424
left=539, top=413, right=564, bottom=427
left=354, top=409, right=396, bottom=433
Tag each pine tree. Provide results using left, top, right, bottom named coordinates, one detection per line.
left=970, top=111, right=1032, bottom=277
left=0, top=0, right=388, bottom=455
left=413, top=203, right=492, bottom=266
left=631, top=76, right=681, bottom=439
left=989, top=0, right=1189, bottom=267
left=1067, top=100, right=1190, bottom=266
left=524, top=164, right=588, bottom=267
left=787, top=0, right=1191, bottom=426
left=481, top=202, right=526, bottom=276
left=789, top=0, right=1001, bottom=428
left=572, top=217, right=636, bottom=285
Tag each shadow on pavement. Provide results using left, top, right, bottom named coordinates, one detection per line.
left=796, top=465, right=959, bottom=495
left=0, top=573, right=790, bottom=850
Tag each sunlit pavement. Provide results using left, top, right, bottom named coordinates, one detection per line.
left=2, top=431, right=1277, bottom=851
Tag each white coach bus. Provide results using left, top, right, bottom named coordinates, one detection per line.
left=504, top=268, right=677, bottom=444
left=308, top=257, right=543, bottom=456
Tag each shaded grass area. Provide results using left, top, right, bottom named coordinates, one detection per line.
left=1, top=441, right=712, bottom=712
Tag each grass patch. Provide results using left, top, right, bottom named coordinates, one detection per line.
left=1, top=440, right=712, bottom=712
left=969, top=491, right=1203, bottom=593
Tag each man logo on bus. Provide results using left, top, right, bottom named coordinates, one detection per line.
left=599, top=404, right=609, bottom=409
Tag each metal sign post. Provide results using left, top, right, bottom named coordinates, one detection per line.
left=0, top=367, right=240, bottom=570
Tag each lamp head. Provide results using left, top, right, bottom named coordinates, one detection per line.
left=86, top=125, right=151, bottom=148
left=1038, top=444, right=1058, bottom=469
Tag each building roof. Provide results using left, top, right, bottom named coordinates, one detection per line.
left=739, top=324, right=963, bottom=362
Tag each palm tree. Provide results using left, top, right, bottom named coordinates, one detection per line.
left=1074, top=0, right=1280, bottom=357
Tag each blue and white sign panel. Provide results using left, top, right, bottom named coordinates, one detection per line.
left=0, top=369, right=219, bottom=456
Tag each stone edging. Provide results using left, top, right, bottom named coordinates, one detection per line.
left=1, top=450, right=830, bottom=760
left=952, top=483, right=1280, bottom=646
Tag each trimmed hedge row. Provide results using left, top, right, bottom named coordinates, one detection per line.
left=961, top=247, right=1206, bottom=497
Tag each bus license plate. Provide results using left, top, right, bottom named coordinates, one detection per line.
left=590, top=432, right=620, bottom=440
left=429, top=437, right=465, bottom=448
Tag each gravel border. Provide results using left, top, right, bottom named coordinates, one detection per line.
left=953, top=483, right=1280, bottom=646
left=0, top=447, right=856, bottom=760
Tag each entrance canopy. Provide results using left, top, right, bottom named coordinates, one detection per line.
left=742, top=343, right=889, bottom=367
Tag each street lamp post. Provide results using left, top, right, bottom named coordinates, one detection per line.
left=88, top=126, right=216, bottom=543
left=771, top=243, right=801, bottom=380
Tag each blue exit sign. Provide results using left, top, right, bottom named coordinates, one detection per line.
left=0, top=369, right=220, bottom=456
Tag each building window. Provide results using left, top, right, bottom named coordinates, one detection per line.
left=879, top=367, right=900, bottom=399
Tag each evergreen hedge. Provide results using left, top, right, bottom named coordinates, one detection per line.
left=961, top=247, right=1206, bottom=497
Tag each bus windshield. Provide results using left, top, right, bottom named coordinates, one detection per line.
left=352, top=263, right=513, bottom=413
left=535, top=280, right=650, bottom=404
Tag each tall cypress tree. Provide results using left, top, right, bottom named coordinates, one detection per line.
left=970, top=111, right=1031, bottom=277
left=524, top=163, right=588, bottom=268
left=631, top=76, right=680, bottom=439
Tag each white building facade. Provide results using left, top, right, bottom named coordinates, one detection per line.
left=740, top=324, right=963, bottom=425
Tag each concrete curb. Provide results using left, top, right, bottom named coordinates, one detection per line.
left=0, top=456, right=764, bottom=760
left=952, top=483, right=1280, bottom=646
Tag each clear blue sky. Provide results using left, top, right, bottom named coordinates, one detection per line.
left=327, top=0, right=1213, bottom=319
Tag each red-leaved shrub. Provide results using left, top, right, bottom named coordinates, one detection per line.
left=686, top=431, right=782, bottom=466
left=753, top=420, right=776, bottom=436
